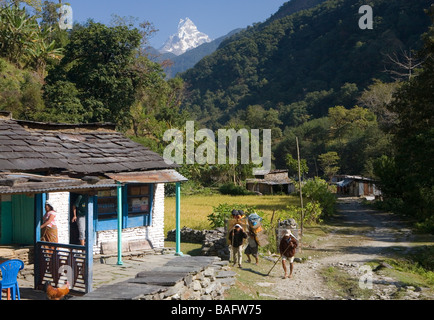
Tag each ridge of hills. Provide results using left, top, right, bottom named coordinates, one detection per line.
left=180, top=0, right=432, bottom=129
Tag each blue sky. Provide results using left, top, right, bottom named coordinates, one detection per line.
left=67, top=0, right=288, bottom=48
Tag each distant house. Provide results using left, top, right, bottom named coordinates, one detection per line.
left=0, top=111, right=186, bottom=293
left=333, top=175, right=381, bottom=198
left=246, top=170, right=294, bottom=195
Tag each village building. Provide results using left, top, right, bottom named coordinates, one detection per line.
left=0, top=111, right=186, bottom=293
left=333, top=175, right=381, bottom=198
left=246, top=170, right=294, bottom=195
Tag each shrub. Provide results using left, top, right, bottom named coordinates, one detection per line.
left=302, top=177, right=336, bottom=217
left=282, top=201, right=323, bottom=226
left=218, top=183, right=254, bottom=195
left=207, top=203, right=262, bottom=229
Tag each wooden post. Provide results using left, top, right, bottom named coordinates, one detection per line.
left=296, top=137, right=304, bottom=251
left=85, top=195, right=94, bottom=293
left=117, top=183, right=123, bottom=266
left=34, top=193, right=43, bottom=290
left=175, top=182, right=183, bottom=256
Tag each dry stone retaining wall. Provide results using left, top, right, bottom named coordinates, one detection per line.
left=166, top=227, right=230, bottom=260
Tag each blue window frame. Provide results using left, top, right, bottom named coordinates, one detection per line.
left=95, top=184, right=154, bottom=231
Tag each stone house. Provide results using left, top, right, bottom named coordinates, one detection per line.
left=246, top=170, right=294, bottom=195
left=0, top=111, right=186, bottom=292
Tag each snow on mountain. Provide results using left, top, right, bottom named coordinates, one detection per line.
left=159, top=18, right=212, bottom=56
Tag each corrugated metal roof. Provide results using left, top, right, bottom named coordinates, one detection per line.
left=105, top=170, right=188, bottom=184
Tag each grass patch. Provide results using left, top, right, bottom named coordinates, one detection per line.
left=380, top=258, right=434, bottom=288
left=164, top=241, right=203, bottom=256
left=320, top=266, right=374, bottom=299
left=164, top=194, right=299, bottom=234
left=224, top=258, right=279, bottom=300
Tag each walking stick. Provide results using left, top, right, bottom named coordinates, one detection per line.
left=267, top=246, right=289, bottom=276
left=267, top=235, right=297, bottom=276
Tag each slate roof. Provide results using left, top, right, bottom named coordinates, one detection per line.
left=0, top=112, right=176, bottom=176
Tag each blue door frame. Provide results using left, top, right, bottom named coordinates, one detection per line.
left=32, top=181, right=183, bottom=293
left=34, top=193, right=94, bottom=293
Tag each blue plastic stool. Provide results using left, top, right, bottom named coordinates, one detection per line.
left=0, top=259, right=24, bottom=300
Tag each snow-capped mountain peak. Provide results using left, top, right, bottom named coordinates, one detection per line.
left=160, top=18, right=212, bottom=56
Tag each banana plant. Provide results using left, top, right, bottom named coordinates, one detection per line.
left=25, top=26, right=64, bottom=78
left=0, top=4, right=63, bottom=77
left=0, top=4, right=38, bottom=65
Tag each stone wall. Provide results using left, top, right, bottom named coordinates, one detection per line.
left=140, top=259, right=236, bottom=300
left=72, top=255, right=237, bottom=301
left=166, top=227, right=230, bottom=260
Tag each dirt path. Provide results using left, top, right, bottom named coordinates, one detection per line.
left=263, top=197, right=433, bottom=300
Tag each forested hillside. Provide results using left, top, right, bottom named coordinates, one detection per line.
left=181, top=0, right=431, bottom=128
left=179, top=0, right=433, bottom=227
left=0, top=0, right=433, bottom=228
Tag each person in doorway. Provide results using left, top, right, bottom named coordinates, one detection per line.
left=41, top=201, right=58, bottom=243
left=245, top=230, right=259, bottom=265
left=228, top=224, right=247, bottom=268
left=72, top=194, right=88, bottom=246
left=279, top=229, right=298, bottom=279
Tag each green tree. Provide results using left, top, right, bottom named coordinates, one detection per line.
left=285, top=154, right=308, bottom=178
left=381, top=6, right=434, bottom=219
left=40, top=80, right=87, bottom=123
left=373, top=155, right=402, bottom=199
left=25, top=26, right=63, bottom=78
left=0, top=5, right=39, bottom=65
left=318, top=151, right=340, bottom=181
left=302, top=177, right=336, bottom=217
left=358, top=79, right=400, bottom=130
left=0, top=3, right=64, bottom=78
left=44, top=21, right=142, bottom=125
left=328, top=105, right=377, bottom=144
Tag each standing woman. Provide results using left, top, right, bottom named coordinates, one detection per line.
left=41, top=201, right=58, bottom=243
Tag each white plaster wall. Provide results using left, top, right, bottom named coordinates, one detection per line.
left=93, top=183, right=166, bottom=254
left=46, top=192, right=70, bottom=244
left=43, top=184, right=166, bottom=253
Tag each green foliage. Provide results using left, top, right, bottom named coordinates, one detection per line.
left=284, top=201, right=323, bottom=225
left=0, top=5, right=39, bottom=65
left=218, top=183, right=254, bottom=196
left=274, top=104, right=391, bottom=177
left=375, top=6, right=434, bottom=221
left=285, top=154, right=308, bottom=178
left=384, top=257, right=434, bottom=286
left=43, top=21, right=142, bottom=125
left=318, top=151, right=340, bottom=181
left=373, top=155, right=402, bottom=198
left=278, top=177, right=335, bottom=227
left=302, top=177, right=336, bottom=217
left=40, top=80, right=87, bottom=123
left=357, top=79, right=401, bottom=130
left=0, top=57, right=44, bottom=119
left=207, top=203, right=262, bottom=229
left=0, top=4, right=63, bottom=74
left=181, top=0, right=431, bottom=130
left=328, top=105, right=377, bottom=144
